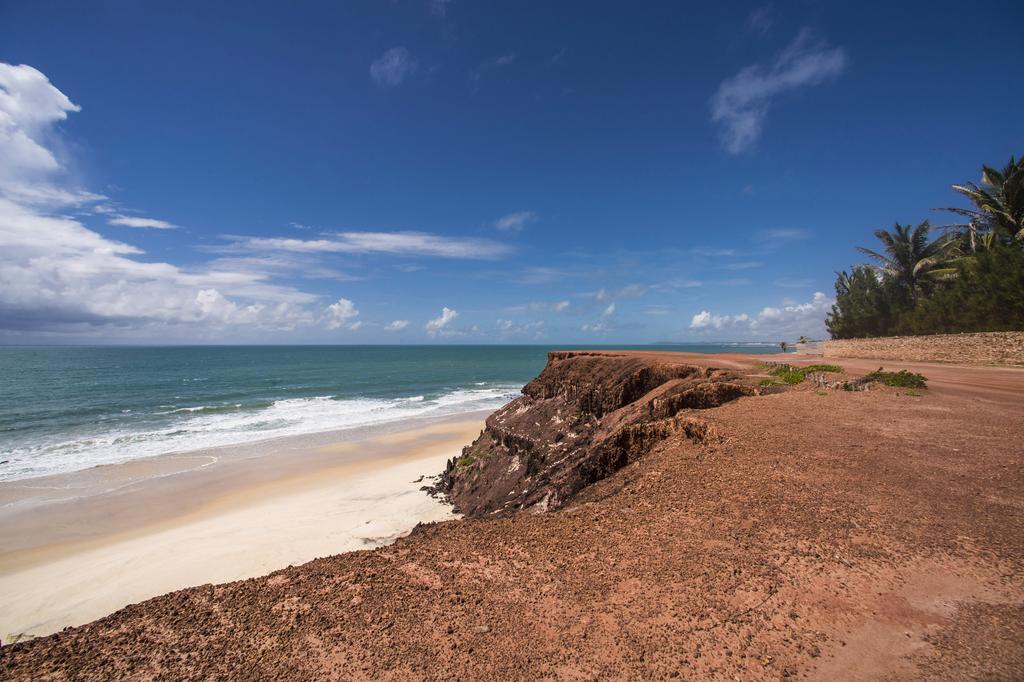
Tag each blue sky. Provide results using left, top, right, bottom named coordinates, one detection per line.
left=1, top=1, right=1021, bottom=344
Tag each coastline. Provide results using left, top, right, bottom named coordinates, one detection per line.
left=3, top=350, right=1023, bottom=679
left=0, top=411, right=489, bottom=640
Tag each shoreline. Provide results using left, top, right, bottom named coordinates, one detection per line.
left=1, top=351, right=1022, bottom=678
left=0, top=410, right=489, bottom=640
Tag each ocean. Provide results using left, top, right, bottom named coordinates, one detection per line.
left=0, top=344, right=785, bottom=482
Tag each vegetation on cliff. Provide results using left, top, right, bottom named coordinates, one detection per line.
left=826, top=155, right=1024, bottom=338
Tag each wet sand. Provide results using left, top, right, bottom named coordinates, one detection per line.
left=0, top=413, right=487, bottom=640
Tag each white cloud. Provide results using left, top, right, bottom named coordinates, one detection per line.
left=594, top=284, right=646, bottom=302
left=581, top=321, right=612, bottom=333
left=425, top=307, right=458, bottom=336
left=0, top=63, right=362, bottom=339
left=385, top=319, right=410, bottom=331
left=471, top=53, right=517, bottom=81
left=723, top=261, right=763, bottom=270
left=325, top=298, right=360, bottom=330
left=237, top=232, right=511, bottom=259
left=494, top=210, right=536, bottom=233
left=496, top=319, right=544, bottom=337
left=757, top=228, right=809, bottom=241
left=746, top=6, right=774, bottom=36
left=370, top=47, right=418, bottom=88
left=602, top=302, right=616, bottom=317
left=689, top=310, right=751, bottom=331
left=690, top=247, right=735, bottom=257
left=0, top=198, right=326, bottom=334
left=502, top=299, right=571, bottom=315
left=689, top=292, right=832, bottom=338
left=108, top=215, right=177, bottom=229
left=711, top=29, right=847, bottom=153
left=0, top=63, right=99, bottom=208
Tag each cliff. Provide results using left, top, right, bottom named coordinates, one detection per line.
left=434, top=351, right=753, bottom=516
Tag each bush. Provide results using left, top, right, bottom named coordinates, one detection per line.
left=801, top=364, right=843, bottom=373
left=863, top=368, right=928, bottom=389
left=763, top=363, right=844, bottom=385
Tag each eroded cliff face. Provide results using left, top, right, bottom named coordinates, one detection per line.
left=434, top=351, right=752, bottom=516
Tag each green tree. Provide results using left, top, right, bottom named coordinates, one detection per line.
left=904, top=244, right=1024, bottom=333
left=825, top=266, right=911, bottom=338
left=942, top=155, right=1024, bottom=249
left=856, top=221, right=957, bottom=300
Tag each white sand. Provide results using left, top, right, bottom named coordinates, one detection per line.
left=0, top=417, right=483, bottom=641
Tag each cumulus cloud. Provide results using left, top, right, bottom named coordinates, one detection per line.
left=0, top=63, right=98, bottom=207
left=0, top=197, right=323, bottom=334
left=385, top=319, right=410, bottom=331
left=689, top=292, right=832, bottom=338
left=0, top=63, right=361, bottom=339
left=108, top=215, right=177, bottom=229
left=236, top=232, right=511, bottom=259
left=602, top=302, right=616, bottom=317
left=325, top=298, right=360, bottom=330
left=370, top=47, right=418, bottom=88
left=425, top=307, right=458, bottom=336
left=494, top=211, right=536, bottom=233
left=710, top=29, right=847, bottom=153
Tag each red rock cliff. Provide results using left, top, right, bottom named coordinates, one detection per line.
left=434, top=351, right=752, bottom=516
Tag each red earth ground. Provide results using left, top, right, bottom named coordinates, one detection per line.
left=2, top=351, right=1022, bottom=680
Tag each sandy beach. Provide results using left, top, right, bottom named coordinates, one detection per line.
left=4, top=351, right=1021, bottom=679
left=0, top=412, right=487, bottom=641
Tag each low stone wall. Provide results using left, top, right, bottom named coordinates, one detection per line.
left=824, top=331, right=1024, bottom=367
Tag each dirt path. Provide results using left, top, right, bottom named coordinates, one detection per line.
left=2, top=354, right=1022, bottom=680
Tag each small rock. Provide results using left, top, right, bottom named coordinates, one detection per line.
left=471, top=625, right=490, bottom=634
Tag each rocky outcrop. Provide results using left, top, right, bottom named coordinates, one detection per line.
left=433, top=351, right=752, bottom=516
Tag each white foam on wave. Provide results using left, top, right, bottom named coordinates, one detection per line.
left=1, top=385, right=520, bottom=482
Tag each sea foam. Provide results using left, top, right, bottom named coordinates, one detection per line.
left=0, top=385, right=519, bottom=482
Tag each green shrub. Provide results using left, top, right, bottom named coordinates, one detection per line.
left=863, top=367, right=928, bottom=389
left=801, top=364, right=843, bottom=373
left=764, top=363, right=844, bottom=385
left=771, top=367, right=806, bottom=384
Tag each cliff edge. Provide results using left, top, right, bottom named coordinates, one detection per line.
left=434, top=351, right=752, bottom=516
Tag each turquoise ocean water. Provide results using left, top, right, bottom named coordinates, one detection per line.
left=0, top=344, right=784, bottom=481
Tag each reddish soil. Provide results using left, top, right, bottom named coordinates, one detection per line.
left=2, top=351, right=1022, bottom=680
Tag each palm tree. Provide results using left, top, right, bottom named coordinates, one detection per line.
left=856, top=221, right=957, bottom=299
left=941, top=156, right=1024, bottom=249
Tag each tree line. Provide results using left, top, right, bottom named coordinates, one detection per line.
left=826, top=155, right=1024, bottom=338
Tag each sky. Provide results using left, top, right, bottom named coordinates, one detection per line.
left=0, top=1, right=1021, bottom=344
